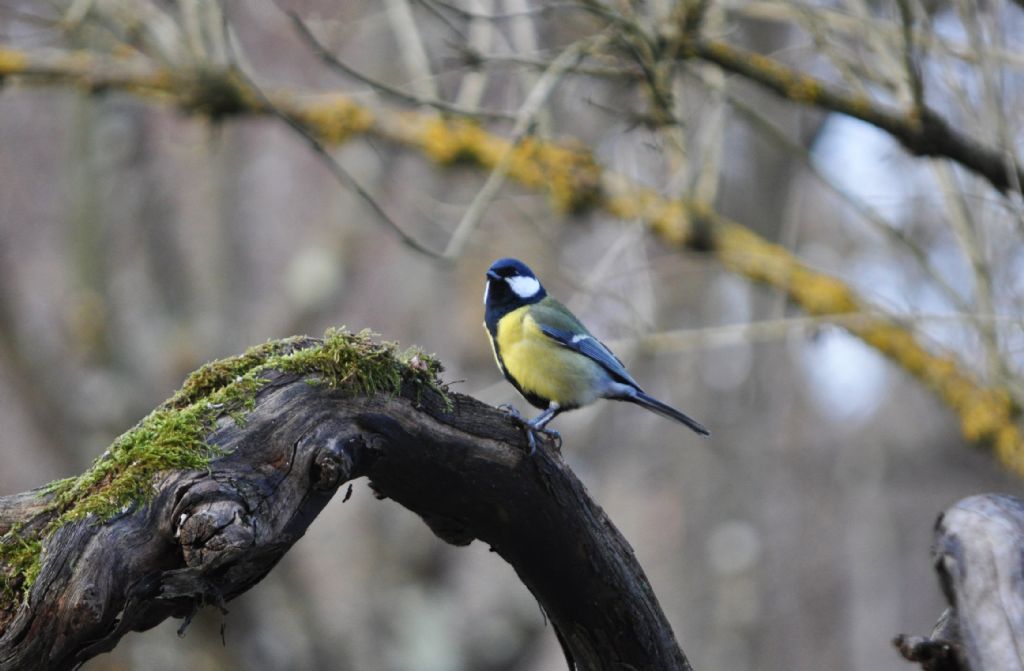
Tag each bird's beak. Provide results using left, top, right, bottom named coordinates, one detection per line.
left=486, top=270, right=501, bottom=281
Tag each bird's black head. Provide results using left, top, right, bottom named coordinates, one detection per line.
left=484, top=258, right=546, bottom=333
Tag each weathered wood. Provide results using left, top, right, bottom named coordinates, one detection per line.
left=0, top=367, right=692, bottom=670
left=896, top=494, right=1024, bottom=671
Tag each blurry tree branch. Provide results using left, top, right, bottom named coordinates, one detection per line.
left=896, top=494, right=1024, bottom=671
left=729, top=2, right=1024, bottom=68
left=691, top=68, right=971, bottom=316
left=0, top=335, right=692, bottom=671
left=0, top=44, right=1021, bottom=476
left=443, top=33, right=603, bottom=258
left=285, top=11, right=514, bottom=121
left=567, top=1, right=1024, bottom=191
left=678, top=37, right=1024, bottom=195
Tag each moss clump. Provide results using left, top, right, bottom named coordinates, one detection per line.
left=0, top=328, right=446, bottom=604
left=275, top=329, right=449, bottom=410
left=0, top=528, right=41, bottom=603
left=166, top=337, right=301, bottom=409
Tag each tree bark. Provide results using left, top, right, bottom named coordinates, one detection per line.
left=0, top=367, right=692, bottom=671
left=896, top=494, right=1024, bottom=671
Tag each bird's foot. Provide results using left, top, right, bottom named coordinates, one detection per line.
left=523, top=421, right=561, bottom=455
left=534, top=426, right=562, bottom=452
left=499, top=405, right=561, bottom=454
left=498, top=403, right=524, bottom=420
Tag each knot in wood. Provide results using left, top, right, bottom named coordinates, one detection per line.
left=68, top=583, right=104, bottom=630
left=310, top=435, right=359, bottom=491
left=177, top=499, right=254, bottom=571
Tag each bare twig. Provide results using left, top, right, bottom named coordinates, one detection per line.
left=60, top=0, right=95, bottom=31
left=286, top=10, right=514, bottom=121
left=232, top=66, right=444, bottom=260
left=178, top=0, right=208, bottom=62
left=689, top=6, right=727, bottom=205
left=384, top=0, right=439, bottom=100
left=896, top=0, right=925, bottom=113
left=932, top=162, right=1006, bottom=384
left=442, top=35, right=604, bottom=258
left=505, top=0, right=553, bottom=136
left=281, top=122, right=443, bottom=259
left=622, top=311, right=1024, bottom=354
left=843, top=0, right=909, bottom=96
left=452, top=0, right=496, bottom=111
left=423, top=0, right=588, bottom=21
left=727, top=1, right=1024, bottom=69
left=782, top=3, right=877, bottom=99
left=453, top=51, right=639, bottom=79
left=624, top=313, right=880, bottom=353
left=201, top=0, right=228, bottom=65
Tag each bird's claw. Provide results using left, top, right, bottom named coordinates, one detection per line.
left=498, top=405, right=561, bottom=454
left=540, top=427, right=562, bottom=450
left=525, top=425, right=561, bottom=455
left=498, top=403, right=523, bottom=419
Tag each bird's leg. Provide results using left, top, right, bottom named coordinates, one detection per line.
left=497, top=403, right=562, bottom=454
left=497, top=404, right=537, bottom=451
left=526, top=404, right=562, bottom=454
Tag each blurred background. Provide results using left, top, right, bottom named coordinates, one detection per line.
left=1, top=1, right=1023, bottom=669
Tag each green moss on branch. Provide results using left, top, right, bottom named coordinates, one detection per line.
left=0, top=328, right=446, bottom=604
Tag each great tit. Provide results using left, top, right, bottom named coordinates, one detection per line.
left=484, top=257, right=709, bottom=452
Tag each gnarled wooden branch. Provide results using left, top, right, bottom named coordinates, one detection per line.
left=895, top=494, right=1024, bottom=671
left=0, top=366, right=692, bottom=671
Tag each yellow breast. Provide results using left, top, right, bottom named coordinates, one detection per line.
left=494, top=306, right=603, bottom=407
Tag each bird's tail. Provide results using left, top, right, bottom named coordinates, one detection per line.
left=627, top=391, right=710, bottom=437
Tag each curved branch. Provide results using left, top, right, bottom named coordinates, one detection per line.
left=0, top=339, right=691, bottom=671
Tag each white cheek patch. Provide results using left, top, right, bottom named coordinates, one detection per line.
left=507, top=275, right=541, bottom=299
left=483, top=280, right=490, bottom=306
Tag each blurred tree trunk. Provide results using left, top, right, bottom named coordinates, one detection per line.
left=897, top=494, right=1024, bottom=671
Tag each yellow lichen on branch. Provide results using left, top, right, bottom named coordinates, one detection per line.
left=0, top=46, right=179, bottom=98
left=0, top=47, right=27, bottom=73
left=401, top=116, right=602, bottom=212
left=689, top=39, right=913, bottom=140
left=604, top=184, right=693, bottom=245
left=688, top=207, right=1023, bottom=474
left=284, top=94, right=375, bottom=144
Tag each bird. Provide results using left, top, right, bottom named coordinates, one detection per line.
left=483, top=257, right=709, bottom=453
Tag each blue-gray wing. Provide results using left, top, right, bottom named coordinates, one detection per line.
left=537, top=323, right=641, bottom=389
